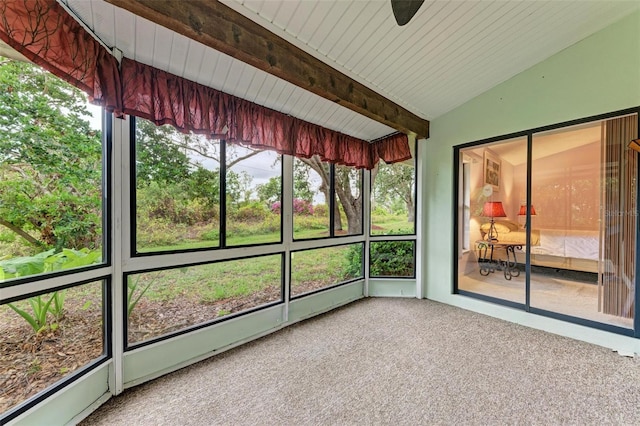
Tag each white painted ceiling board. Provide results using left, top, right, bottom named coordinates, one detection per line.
left=299, top=2, right=337, bottom=46
left=270, top=0, right=299, bottom=31
left=182, top=42, right=207, bottom=84
left=284, top=2, right=318, bottom=37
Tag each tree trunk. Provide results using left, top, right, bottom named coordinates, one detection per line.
left=334, top=169, right=362, bottom=235
left=405, top=189, right=415, bottom=223
left=0, top=218, right=44, bottom=247
left=300, top=156, right=362, bottom=234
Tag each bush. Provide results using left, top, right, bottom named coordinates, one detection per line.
left=343, top=240, right=414, bottom=278
left=270, top=199, right=314, bottom=216
left=342, top=244, right=363, bottom=279
left=200, top=228, right=219, bottom=241
left=0, top=231, right=16, bottom=243
left=232, top=202, right=268, bottom=222
left=313, top=204, right=328, bottom=217
left=293, top=198, right=314, bottom=215
left=137, top=182, right=218, bottom=226
left=293, top=215, right=329, bottom=232
left=227, top=215, right=280, bottom=237
left=369, top=241, right=414, bottom=277
left=136, top=218, right=188, bottom=247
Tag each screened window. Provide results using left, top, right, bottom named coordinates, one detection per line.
left=0, top=59, right=105, bottom=282
left=290, top=243, right=364, bottom=297
left=293, top=155, right=363, bottom=240
left=369, top=241, right=416, bottom=278
left=370, top=154, right=416, bottom=236
left=225, top=144, right=281, bottom=246
left=134, top=118, right=222, bottom=253
left=0, top=280, right=106, bottom=414
left=126, top=255, right=283, bottom=346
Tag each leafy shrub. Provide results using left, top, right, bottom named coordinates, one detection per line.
left=200, top=228, right=220, bottom=241
left=313, top=204, right=328, bottom=217
left=293, top=215, right=329, bottom=232
left=227, top=215, right=280, bottom=237
left=136, top=218, right=189, bottom=247
left=342, top=244, right=363, bottom=279
left=369, top=241, right=415, bottom=277
left=0, top=231, right=16, bottom=243
left=0, top=248, right=101, bottom=281
left=137, top=182, right=218, bottom=226
left=2, top=248, right=99, bottom=334
left=343, top=240, right=415, bottom=278
left=271, top=198, right=314, bottom=215
left=293, top=198, right=314, bottom=215
left=232, top=202, right=268, bottom=222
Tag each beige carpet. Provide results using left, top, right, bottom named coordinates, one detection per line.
left=81, top=298, right=640, bottom=425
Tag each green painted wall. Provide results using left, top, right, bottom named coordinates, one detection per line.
left=422, top=11, right=640, bottom=352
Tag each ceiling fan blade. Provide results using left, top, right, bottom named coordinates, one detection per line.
left=391, top=0, right=425, bottom=26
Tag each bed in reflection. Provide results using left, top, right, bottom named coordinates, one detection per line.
left=480, top=221, right=599, bottom=273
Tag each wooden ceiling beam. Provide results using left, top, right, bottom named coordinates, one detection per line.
left=104, top=0, right=430, bottom=139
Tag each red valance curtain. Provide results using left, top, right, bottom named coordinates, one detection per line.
left=121, top=58, right=409, bottom=169
left=0, top=0, right=122, bottom=113
left=1, top=0, right=410, bottom=169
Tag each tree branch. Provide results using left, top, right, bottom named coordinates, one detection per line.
left=0, top=218, right=44, bottom=248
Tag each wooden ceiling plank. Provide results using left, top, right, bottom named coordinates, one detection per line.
left=104, top=0, right=429, bottom=138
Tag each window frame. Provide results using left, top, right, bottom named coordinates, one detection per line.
left=123, top=252, right=286, bottom=351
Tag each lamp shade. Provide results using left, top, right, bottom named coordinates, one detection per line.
left=482, top=201, right=507, bottom=218
left=518, top=204, right=537, bottom=216
left=629, top=139, right=640, bottom=153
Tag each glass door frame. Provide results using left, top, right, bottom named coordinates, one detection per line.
left=453, top=107, right=640, bottom=338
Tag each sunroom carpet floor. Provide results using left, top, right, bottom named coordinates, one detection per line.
left=80, top=298, right=640, bottom=425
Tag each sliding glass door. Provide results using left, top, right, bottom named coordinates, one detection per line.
left=456, top=110, right=638, bottom=333
left=457, top=137, right=528, bottom=305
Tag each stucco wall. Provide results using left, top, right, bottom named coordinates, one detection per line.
left=421, top=11, right=640, bottom=352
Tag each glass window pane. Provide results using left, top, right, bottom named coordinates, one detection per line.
left=371, top=157, right=416, bottom=235
left=0, top=281, right=104, bottom=413
left=135, top=118, right=221, bottom=253
left=226, top=144, right=281, bottom=246
left=0, top=60, right=103, bottom=282
left=290, top=244, right=363, bottom=297
left=293, top=156, right=330, bottom=240
left=334, top=166, right=363, bottom=236
left=457, top=137, right=527, bottom=304
left=530, top=116, right=636, bottom=328
left=370, top=241, right=415, bottom=277
left=127, top=255, right=282, bottom=345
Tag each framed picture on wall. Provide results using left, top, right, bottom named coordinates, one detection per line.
left=483, top=149, right=501, bottom=190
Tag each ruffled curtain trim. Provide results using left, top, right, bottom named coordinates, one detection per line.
left=121, top=58, right=409, bottom=169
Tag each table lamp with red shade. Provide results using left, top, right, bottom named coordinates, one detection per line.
left=482, top=201, right=507, bottom=241
left=518, top=204, right=537, bottom=229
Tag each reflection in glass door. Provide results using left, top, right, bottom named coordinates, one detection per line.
left=530, top=115, right=637, bottom=328
left=457, top=137, right=528, bottom=305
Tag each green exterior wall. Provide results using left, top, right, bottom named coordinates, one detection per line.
left=422, top=11, right=640, bottom=353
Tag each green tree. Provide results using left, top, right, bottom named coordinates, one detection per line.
left=257, top=176, right=281, bottom=206
left=135, top=120, right=191, bottom=186
left=372, top=161, right=415, bottom=222
left=0, top=58, right=102, bottom=252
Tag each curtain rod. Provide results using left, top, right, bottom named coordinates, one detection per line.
left=370, top=132, right=402, bottom=144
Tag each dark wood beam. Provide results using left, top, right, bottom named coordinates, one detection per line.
left=104, top=0, right=430, bottom=139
